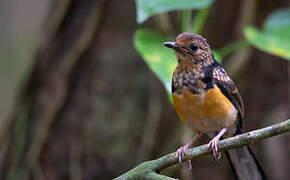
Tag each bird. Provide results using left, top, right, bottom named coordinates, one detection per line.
left=163, top=32, right=266, bottom=180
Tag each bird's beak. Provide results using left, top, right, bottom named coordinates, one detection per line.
left=163, top=42, right=179, bottom=50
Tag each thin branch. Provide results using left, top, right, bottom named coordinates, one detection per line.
left=114, top=119, right=290, bottom=180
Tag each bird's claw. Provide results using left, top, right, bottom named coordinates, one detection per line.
left=176, top=146, right=192, bottom=170
left=176, top=146, right=188, bottom=162
left=207, top=138, right=221, bottom=160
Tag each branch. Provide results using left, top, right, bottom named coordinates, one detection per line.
left=114, top=119, right=290, bottom=180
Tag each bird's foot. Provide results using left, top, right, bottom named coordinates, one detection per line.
left=175, top=133, right=202, bottom=170
left=207, top=137, right=221, bottom=160
left=176, top=145, right=189, bottom=162
left=207, top=127, right=227, bottom=160
left=176, top=146, right=192, bottom=170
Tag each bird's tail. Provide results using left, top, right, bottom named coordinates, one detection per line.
left=225, top=145, right=267, bottom=180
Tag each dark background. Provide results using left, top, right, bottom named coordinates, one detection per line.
left=0, top=0, right=289, bottom=179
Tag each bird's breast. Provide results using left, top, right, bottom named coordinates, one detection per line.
left=172, top=85, right=238, bottom=133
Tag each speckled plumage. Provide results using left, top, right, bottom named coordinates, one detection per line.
left=164, top=33, right=266, bottom=179
left=169, top=32, right=244, bottom=135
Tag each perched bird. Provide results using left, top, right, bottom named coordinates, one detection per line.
left=164, top=32, right=266, bottom=180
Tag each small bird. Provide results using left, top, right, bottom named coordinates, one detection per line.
left=164, top=32, right=266, bottom=180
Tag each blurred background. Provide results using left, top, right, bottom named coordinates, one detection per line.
left=0, top=0, right=289, bottom=179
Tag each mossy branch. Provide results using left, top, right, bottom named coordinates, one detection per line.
left=114, top=119, right=290, bottom=180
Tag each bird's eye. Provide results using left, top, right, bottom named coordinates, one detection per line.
left=190, top=43, right=198, bottom=51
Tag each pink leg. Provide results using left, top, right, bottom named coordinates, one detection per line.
left=176, top=132, right=202, bottom=166
left=207, top=127, right=227, bottom=159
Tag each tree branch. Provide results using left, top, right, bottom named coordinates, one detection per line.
left=114, top=119, right=290, bottom=180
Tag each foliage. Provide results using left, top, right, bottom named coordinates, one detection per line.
left=244, top=9, right=290, bottom=60
left=134, top=29, right=177, bottom=93
left=135, top=0, right=214, bottom=23
left=133, top=0, right=290, bottom=100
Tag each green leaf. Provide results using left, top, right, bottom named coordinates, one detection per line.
left=263, top=8, right=290, bottom=31
left=135, top=0, right=214, bottom=23
left=134, top=29, right=177, bottom=95
left=213, top=51, right=222, bottom=63
left=244, top=26, right=290, bottom=60
left=244, top=9, right=290, bottom=60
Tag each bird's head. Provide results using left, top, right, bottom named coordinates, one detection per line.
left=164, top=32, right=213, bottom=66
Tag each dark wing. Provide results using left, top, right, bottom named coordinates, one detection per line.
left=213, top=64, right=244, bottom=133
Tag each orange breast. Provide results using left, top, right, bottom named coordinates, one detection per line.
left=172, top=85, right=237, bottom=132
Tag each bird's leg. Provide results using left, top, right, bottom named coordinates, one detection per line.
left=207, top=127, right=227, bottom=159
left=176, top=132, right=202, bottom=169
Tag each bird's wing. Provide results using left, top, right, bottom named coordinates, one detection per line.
left=213, top=65, right=244, bottom=132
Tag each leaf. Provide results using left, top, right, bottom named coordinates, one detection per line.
left=134, top=29, right=177, bottom=95
left=135, top=0, right=214, bottom=23
left=263, top=8, right=290, bottom=31
left=213, top=51, right=222, bottom=63
left=244, top=26, right=290, bottom=60
left=244, top=9, right=290, bottom=60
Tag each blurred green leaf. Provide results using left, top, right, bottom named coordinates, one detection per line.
left=244, top=26, right=290, bottom=60
left=135, top=0, right=214, bottom=23
left=244, top=9, right=290, bottom=60
left=263, top=9, right=290, bottom=31
left=213, top=51, right=222, bottom=63
left=134, top=29, right=177, bottom=95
